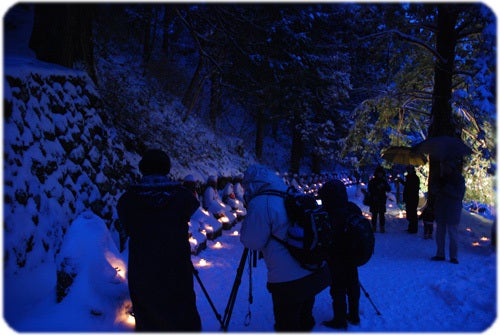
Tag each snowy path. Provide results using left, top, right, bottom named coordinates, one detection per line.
left=192, top=185, right=496, bottom=332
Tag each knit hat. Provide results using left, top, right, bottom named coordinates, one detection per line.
left=318, top=179, right=348, bottom=209
left=138, top=149, right=171, bottom=176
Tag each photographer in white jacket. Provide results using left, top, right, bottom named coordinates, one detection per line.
left=240, top=164, right=330, bottom=331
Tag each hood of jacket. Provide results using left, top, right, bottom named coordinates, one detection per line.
left=129, top=175, right=180, bottom=209
left=242, top=164, right=287, bottom=202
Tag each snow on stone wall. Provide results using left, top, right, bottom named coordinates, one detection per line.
left=3, top=70, right=137, bottom=275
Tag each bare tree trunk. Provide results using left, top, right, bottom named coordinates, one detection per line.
left=161, top=5, right=176, bottom=54
left=72, top=5, right=98, bottom=84
left=182, top=56, right=206, bottom=121
left=428, top=5, right=460, bottom=190
left=429, top=5, right=458, bottom=138
left=311, top=153, right=321, bottom=174
left=29, top=4, right=97, bottom=83
left=29, top=4, right=73, bottom=67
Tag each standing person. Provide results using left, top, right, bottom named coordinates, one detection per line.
left=430, top=159, right=466, bottom=264
left=420, top=195, right=435, bottom=239
left=368, top=165, right=391, bottom=233
left=318, top=180, right=362, bottom=330
left=401, top=165, right=420, bottom=234
left=240, top=164, right=330, bottom=332
left=117, top=149, right=202, bottom=331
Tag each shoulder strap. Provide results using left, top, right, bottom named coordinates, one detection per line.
left=246, top=189, right=287, bottom=203
left=271, top=234, right=288, bottom=245
left=247, top=189, right=291, bottom=245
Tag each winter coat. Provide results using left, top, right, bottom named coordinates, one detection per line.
left=117, top=175, right=200, bottom=331
left=430, top=170, right=465, bottom=226
left=318, top=179, right=363, bottom=263
left=368, top=176, right=391, bottom=213
left=402, top=172, right=420, bottom=207
left=318, top=180, right=361, bottom=321
left=240, top=164, right=313, bottom=283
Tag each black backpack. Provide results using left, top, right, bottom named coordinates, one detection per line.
left=252, top=187, right=334, bottom=271
left=345, top=212, right=375, bottom=266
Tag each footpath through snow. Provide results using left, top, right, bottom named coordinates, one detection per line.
left=191, top=184, right=497, bottom=332
left=4, top=183, right=496, bottom=332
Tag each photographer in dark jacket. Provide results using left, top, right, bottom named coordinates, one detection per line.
left=318, top=179, right=362, bottom=329
left=117, top=149, right=201, bottom=331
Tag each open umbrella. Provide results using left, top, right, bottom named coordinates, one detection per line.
left=412, top=136, right=472, bottom=161
left=381, top=146, right=428, bottom=166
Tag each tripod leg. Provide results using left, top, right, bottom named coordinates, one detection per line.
left=192, top=263, right=224, bottom=327
left=221, top=248, right=249, bottom=331
left=360, top=282, right=382, bottom=315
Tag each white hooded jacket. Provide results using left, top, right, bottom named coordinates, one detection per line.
left=240, top=164, right=312, bottom=283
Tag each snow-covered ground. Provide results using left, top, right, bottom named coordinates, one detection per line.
left=4, top=184, right=496, bottom=333
left=2, top=3, right=497, bottom=333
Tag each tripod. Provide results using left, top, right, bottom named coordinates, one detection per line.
left=360, top=281, right=382, bottom=315
left=221, top=247, right=257, bottom=331
left=192, top=263, right=224, bottom=328
left=192, top=248, right=257, bottom=332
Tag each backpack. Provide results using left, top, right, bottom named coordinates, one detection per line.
left=253, top=187, right=334, bottom=271
left=345, top=212, right=375, bottom=266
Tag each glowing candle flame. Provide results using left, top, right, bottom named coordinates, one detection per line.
left=114, top=267, right=126, bottom=280
left=127, top=313, right=136, bottom=326
left=466, top=227, right=472, bottom=232
left=480, top=236, right=490, bottom=241
left=114, top=300, right=135, bottom=329
left=105, top=251, right=127, bottom=281
left=220, top=216, right=230, bottom=223
left=472, top=241, right=480, bottom=247
left=214, top=242, right=222, bottom=249
left=199, top=259, right=207, bottom=266
left=189, top=237, right=198, bottom=246
left=232, top=230, right=239, bottom=236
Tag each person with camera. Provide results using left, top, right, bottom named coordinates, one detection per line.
left=318, top=179, right=362, bottom=329
left=240, top=164, right=330, bottom=331
left=117, top=149, right=202, bottom=331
